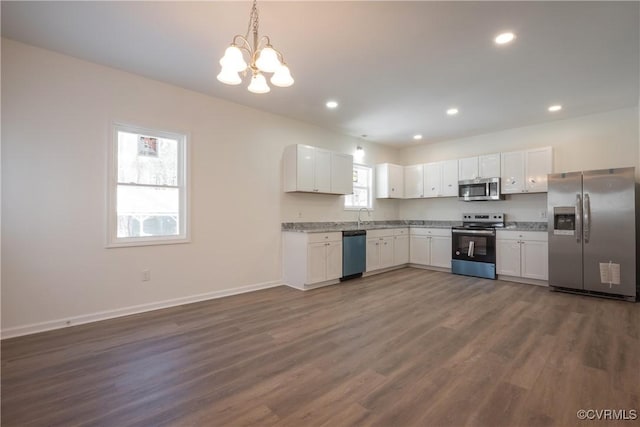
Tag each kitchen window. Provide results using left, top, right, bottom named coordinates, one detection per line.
left=344, top=164, right=373, bottom=210
left=108, top=123, right=189, bottom=247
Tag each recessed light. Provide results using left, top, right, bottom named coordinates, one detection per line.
left=548, top=105, right=562, bottom=112
left=413, top=134, right=423, bottom=140
left=325, top=100, right=338, bottom=109
left=495, top=32, right=516, bottom=45
left=446, top=108, right=459, bottom=116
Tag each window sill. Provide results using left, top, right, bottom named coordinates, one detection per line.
left=106, top=236, right=191, bottom=249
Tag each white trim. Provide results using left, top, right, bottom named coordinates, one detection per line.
left=1, top=280, right=282, bottom=339
left=107, top=122, right=190, bottom=248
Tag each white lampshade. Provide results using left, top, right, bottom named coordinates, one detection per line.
left=247, top=73, right=271, bottom=94
left=216, top=66, right=242, bottom=85
left=220, top=45, right=247, bottom=72
left=255, top=46, right=281, bottom=73
left=270, top=64, right=294, bottom=87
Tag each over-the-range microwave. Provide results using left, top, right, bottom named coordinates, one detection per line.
left=458, top=177, right=504, bottom=201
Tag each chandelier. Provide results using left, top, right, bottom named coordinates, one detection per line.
left=217, top=0, right=294, bottom=94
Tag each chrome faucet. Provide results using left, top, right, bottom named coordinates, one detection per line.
left=357, top=207, right=371, bottom=229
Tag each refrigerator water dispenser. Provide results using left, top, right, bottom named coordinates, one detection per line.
left=553, top=207, right=576, bottom=236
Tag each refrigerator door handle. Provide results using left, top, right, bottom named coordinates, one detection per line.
left=583, top=193, right=590, bottom=243
left=575, top=193, right=582, bottom=243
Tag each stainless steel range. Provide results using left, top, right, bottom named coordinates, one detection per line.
left=451, top=213, right=504, bottom=280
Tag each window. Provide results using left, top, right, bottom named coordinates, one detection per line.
left=344, top=164, right=373, bottom=210
left=108, top=123, right=188, bottom=247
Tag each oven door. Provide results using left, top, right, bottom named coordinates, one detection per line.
left=451, top=229, right=496, bottom=263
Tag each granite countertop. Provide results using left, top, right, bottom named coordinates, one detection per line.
left=282, top=220, right=547, bottom=233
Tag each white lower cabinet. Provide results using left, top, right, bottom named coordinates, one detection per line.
left=409, top=228, right=452, bottom=269
left=496, top=231, right=548, bottom=281
left=366, top=228, right=409, bottom=272
left=283, top=231, right=343, bottom=289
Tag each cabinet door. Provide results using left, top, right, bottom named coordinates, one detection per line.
left=379, top=237, right=395, bottom=269
left=307, top=242, right=328, bottom=284
left=501, top=151, right=525, bottom=194
left=496, top=239, right=521, bottom=276
left=409, top=235, right=429, bottom=265
left=366, top=238, right=381, bottom=272
left=525, top=147, right=552, bottom=193
left=314, top=149, right=332, bottom=193
left=479, top=154, right=501, bottom=178
left=521, top=240, right=548, bottom=281
left=296, top=145, right=316, bottom=192
left=441, top=159, right=459, bottom=197
left=389, top=164, right=405, bottom=198
left=375, top=164, right=391, bottom=198
left=394, top=235, right=410, bottom=265
left=330, top=153, right=353, bottom=195
left=430, top=236, right=452, bottom=268
left=459, top=157, right=479, bottom=181
left=423, top=162, right=442, bottom=198
left=404, top=165, right=424, bottom=198
left=326, top=241, right=343, bottom=280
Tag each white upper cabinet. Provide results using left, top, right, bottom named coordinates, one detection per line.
left=404, top=164, right=424, bottom=198
left=283, top=144, right=353, bottom=195
left=458, top=157, right=479, bottom=181
left=376, top=163, right=405, bottom=199
left=501, top=151, right=526, bottom=193
left=525, top=147, right=553, bottom=193
left=459, top=154, right=501, bottom=181
left=330, top=152, right=354, bottom=195
left=424, top=160, right=458, bottom=198
left=441, top=159, right=459, bottom=197
left=423, top=162, right=442, bottom=198
left=479, top=154, right=501, bottom=178
left=501, top=147, right=552, bottom=194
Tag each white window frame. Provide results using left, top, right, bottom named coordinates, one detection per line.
left=107, top=123, right=190, bottom=248
left=344, top=163, right=373, bottom=210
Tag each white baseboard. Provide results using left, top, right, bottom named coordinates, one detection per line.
left=1, top=280, right=283, bottom=340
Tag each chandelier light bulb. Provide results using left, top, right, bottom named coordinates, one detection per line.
left=271, top=64, right=294, bottom=87
left=255, top=46, right=281, bottom=73
left=220, top=45, right=247, bottom=72
left=216, top=67, right=242, bottom=85
left=248, top=72, right=271, bottom=94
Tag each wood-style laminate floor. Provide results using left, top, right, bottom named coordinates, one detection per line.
left=2, top=268, right=639, bottom=427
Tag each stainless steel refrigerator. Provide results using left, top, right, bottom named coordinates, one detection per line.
left=547, top=167, right=637, bottom=301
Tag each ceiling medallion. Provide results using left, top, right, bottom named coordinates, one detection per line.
left=217, top=0, right=294, bottom=94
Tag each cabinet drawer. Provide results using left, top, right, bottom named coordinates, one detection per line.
left=410, top=227, right=451, bottom=237
left=307, top=232, right=342, bottom=243
left=367, top=229, right=394, bottom=239
left=393, top=228, right=409, bottom=236
left=497, top=230, right=548, bottom=242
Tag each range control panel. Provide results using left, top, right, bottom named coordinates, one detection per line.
left=462, top=213, right=504, bottom=223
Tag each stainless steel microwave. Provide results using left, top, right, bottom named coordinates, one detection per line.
left=458, top=177, right=504, bottom=201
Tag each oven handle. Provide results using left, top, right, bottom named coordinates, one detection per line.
left=451, top=229, right=495, bottom=236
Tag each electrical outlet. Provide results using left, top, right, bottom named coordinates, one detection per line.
left=142, top=270, right=151, bottom=281
left=297, top=211, right=303, bottom=218
left=539, top=210, right=547, bottom=219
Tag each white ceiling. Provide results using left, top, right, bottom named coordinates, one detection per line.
left=2, top=1, right=638, bottom=146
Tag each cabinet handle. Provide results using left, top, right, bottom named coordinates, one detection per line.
left=530, top=179, right=536, bottom=183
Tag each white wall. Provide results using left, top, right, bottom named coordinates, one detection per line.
left=1, top=39, right=399, bottom=334
left=398, top=107, right=639, bottom=221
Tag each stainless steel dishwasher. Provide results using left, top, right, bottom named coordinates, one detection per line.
left=342, top=230, right=366, bottom=280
